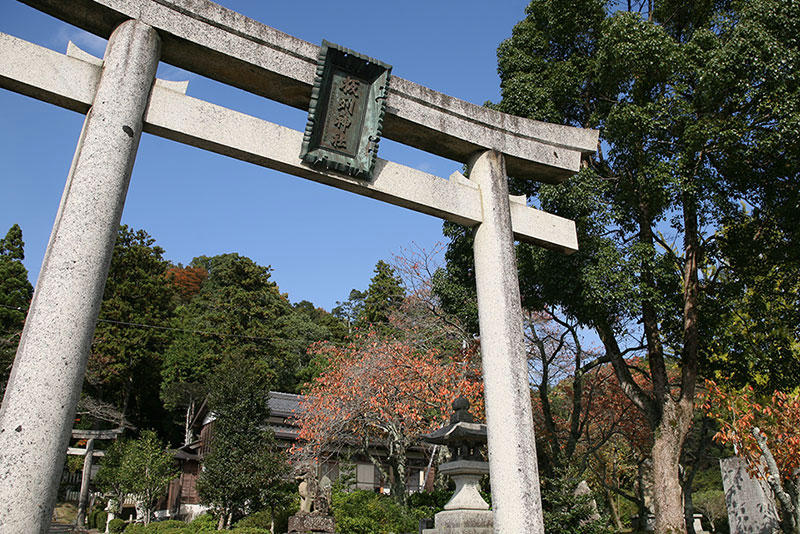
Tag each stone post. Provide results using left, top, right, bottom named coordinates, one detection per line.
left=469, top=150, right=544, bottom=534
left=0, top=20, right=160, bottom=534
left=76, top=438, right=96, bottom=527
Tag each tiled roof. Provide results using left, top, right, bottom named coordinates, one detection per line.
left=268, top=391, right=304, bottom=418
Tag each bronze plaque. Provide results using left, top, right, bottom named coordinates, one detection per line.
left=300, top=41, right=392, bottom=179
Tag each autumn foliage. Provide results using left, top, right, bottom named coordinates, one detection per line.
left=293, top=330, right=483, bottom=500
left=166, top=265, right=208, bottom=303
left=703, top=381, right=800, bottom=481
left=703, top=380, right=800, bottom=533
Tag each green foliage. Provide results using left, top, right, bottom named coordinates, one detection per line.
left=541, top=471, right=611, bottom=534
left=406, top=489, right=453, bottom=514
left=233, top=510, right=272, bottom=529
left=332, top=288, right=367, bottom=330
left=125, top=431, right=177, bottom=525
left=438, top=0, right=800, bottom=527
left=356, top=260, right=405, bottom=329
left=162, top=253, right=336, bottom=394
left=197, top=357, right=292, bottom=528
left=703, top=216, right=800, bottom=392
left=108, top=517, right=127, bottom=533
left=693, top=489, right=729, bottom=534
left=124, top=520, right=190, bottom=533
left=87, top=225, right=177, bottom=432
left=188, top=513, right=217, bottom=530
left=95, top=431, right=176, bottom=525
left=0, top=223, right=33, bottom=396
left=93, top=510, right=108, bottom=530
left=95, top=438, right=130, bottom=514
left=331, top=489, right=431, bottom=534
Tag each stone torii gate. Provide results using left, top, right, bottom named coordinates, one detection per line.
left=0, top=2, right=598, bottom=533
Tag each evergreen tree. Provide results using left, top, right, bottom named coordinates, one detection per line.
left=355, top=260, right=405, bottom=330
left=0, top=224, right=33, bottom=397
left=86, top=226, right=177, bottom=433
left=438, top=1, right=799, bottom=532
left=163, top=254, right=348, bottom=393
left=197, top=357, right=292, bottom=529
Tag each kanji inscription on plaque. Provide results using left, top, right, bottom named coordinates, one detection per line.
left=300, top=40, right=391, bottom=179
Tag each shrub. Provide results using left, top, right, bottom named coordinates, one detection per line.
left=332, top=489, right=430, bottom=534
left=108, top=518, right=126, bottom=533
left=94, top=511, right=108, bottom=529
left=187, top=513, right=217, bottom=531
left=234, top=510, right=272, bottom=529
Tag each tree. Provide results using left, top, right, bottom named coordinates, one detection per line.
left=123, top=430, right=178, bottom=526
left=354, top=260, right=405, bottom=331
left=162, top=254, right=313, bottom=393
left=94, top=431, right=176, bottom=526
left=94, top=437, right=130, bottom=516
left=86, top=226, right=177, bottom=432
left=0, top=224, right=33, bottom=398
left=332, top=289, right=366, bottom=334
left=704, top=381, right=800, bottom=534
left=160, top=381, right=207, bottom=445
left=295, top=331, right=483, bottom=504
left=197, top=357, right=292, bottom=530
left=166, top=265, right=208, bottom=305
left=703, top=216, right=800, bottom=393
left=433, top=1, right=799, bottom=532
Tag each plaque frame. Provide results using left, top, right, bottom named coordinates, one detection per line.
left=300, top=40, right=392, bottom=179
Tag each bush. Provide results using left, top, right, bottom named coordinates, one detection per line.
left=234, top=510, right=272, bottom=529
left=94, top=511, right=108, bottom=529
left=108, top=518, right=127, bottom=533
left=332, top=489, right=430, bottom=534
left=541, top=470, right=611, bottom=534
left=407, top=489, right=453, bottom=514
left=187, top=513, right=217, bottom=531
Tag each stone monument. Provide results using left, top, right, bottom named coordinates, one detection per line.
left=288, top=464, right=335, bottom=534
left=421, top=397, right=493, bottom=534
left=720, top=457, right=779, bottom=534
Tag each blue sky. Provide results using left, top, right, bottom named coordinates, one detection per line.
left=0, top=0, right=530, bottom=311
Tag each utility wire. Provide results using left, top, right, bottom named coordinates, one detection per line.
left=0, top=303, right=282, bottom=342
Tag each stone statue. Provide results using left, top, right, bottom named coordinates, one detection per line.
left=289, top=464, right=335, bottom=533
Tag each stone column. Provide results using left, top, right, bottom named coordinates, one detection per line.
left=76, top=438, right=96, bottom=527
left=469, top=150, right=544, bottom=534
left=0, top=20, right=160, bottom=534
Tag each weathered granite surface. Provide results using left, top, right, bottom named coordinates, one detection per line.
left=470, top=150, right=544, bottom=533
left=0, top=19, right=160, bottom=534
left=20, top=0, right=598, bottom=181
left=287, top=513, right=335, bottom=534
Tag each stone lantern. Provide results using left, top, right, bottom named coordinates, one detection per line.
left=421, top=397, right=493, bottom=534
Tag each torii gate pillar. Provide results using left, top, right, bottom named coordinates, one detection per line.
left=470, top=150, right=544, bottom=533
left=0, top=20, right=160, bottom=534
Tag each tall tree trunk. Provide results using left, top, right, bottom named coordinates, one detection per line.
left=606, top=486, right=624, bottom=531
left=652, top=399, right=693, bottom=534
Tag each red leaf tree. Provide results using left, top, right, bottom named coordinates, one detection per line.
left=293, top=331, right=483, bottom=503
left=703, top=381, right=800, bottom=534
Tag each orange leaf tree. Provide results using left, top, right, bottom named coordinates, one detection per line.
left=704, top=380, right=800, bottom=534
left=294, top=330, right=483, bottom=503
